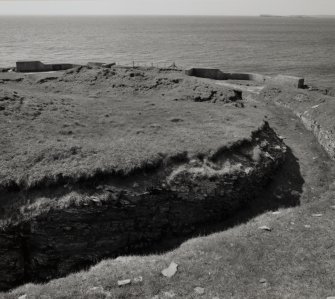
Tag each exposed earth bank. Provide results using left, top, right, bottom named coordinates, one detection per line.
left=0, top=65, right=335, bottom=298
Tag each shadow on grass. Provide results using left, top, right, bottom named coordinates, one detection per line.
left=133, top=145, right=304, bottom=255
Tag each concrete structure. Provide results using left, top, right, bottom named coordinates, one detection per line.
left=185, top=68, right=226, bottom=80
left=16, top=61, right=77, bottom=73
left=87, top=62, right=105, bottom=67
left=186, top=68, right=305, bottom=89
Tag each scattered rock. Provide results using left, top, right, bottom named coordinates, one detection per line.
left=18, top=295, right=27, bottom=299
left=117, top=279, right=131, bottom=286
left=259, top=278, right=267, bottom=284
left=312, top=213, right=323, bottom=217
left=291, top=190, right=300, bottom=197
left=161, top=261, right=178, bottom=278
left=304, top=225, right=311, bottom=228
left=87, top=286, right=104, bottom=293
left=169, top=117, right=184, bottom=123
left=259, top=226, right=272, bottom=231
left=163, top=290, right=176, bottom=298
left=86, top=286, right=111, bottom=297
left=91, top=197, right=100, bottom=203
left=330, top=206, right=335, bottom=210
left=272, top=211, right=281, bottom=215
left=194, top=287, right=205, bottom=295
left=133, top=276, right=143, bottom=283
left=234, top=101, right=244, bottom=108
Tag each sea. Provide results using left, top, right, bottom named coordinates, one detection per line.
left=0, top=16, right=334, bottom=86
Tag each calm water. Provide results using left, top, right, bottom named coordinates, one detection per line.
left=0, top=16, right=334, bottom=86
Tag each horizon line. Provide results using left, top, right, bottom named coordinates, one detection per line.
left=0, top=13, right=334, bottom=16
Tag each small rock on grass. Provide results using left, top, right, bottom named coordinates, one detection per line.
left=259, top=226, right=271, bottom=231
left=117, top=279, right=131, bottom=286
left=133, top=276, right=143, bottom=283
left=312, top=213, right=323, bottom=217
left=330, top=206, right=335, bottom=210
left=194, top=287, right=205, bottom=295
left=163, top=290, right=176, bottom=298
left=259, top=278, right=267, bottom=283
left=161, top=261, right=178, bottom=278
left=86, top=286, right=111, bottom=297
left=18, top=295, right=27, bottom=299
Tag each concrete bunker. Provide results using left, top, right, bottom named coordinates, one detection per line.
left=186, top=68, right=305, bottom=89
left=16, top=61, right=77, bottom=73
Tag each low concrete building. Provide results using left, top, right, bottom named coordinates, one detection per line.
left=185, top=68, right=304, bottom=89
left=16, top=61, right=77, bottom=73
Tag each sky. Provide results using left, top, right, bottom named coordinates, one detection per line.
left=0, top=0, right=335, bottom=16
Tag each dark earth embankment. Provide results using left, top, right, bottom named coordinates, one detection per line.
left=1, top=66, right=335, bottom=298
left=0, top=66, right=289, bottom=291
left=0, top=123, right=286, bottom=291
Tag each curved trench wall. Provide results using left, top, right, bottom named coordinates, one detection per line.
left=299, top=112, right=335, bottom=160
left=0, top=123, right=287, bottom=291
left=259, top=88, right=335, bottom=161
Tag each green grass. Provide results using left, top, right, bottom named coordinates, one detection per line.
left=0, top=67, right=264, bottom=190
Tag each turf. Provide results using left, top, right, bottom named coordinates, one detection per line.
left=0, top=66, right=263, bottom=190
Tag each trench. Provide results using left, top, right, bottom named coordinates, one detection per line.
left=0, top=123, right=300, bottom=291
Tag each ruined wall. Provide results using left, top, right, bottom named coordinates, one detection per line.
left=270, top=75, right=305, bottom=89
left=186, top=68, right=304, bottom=89
left=16, top=61, right=76, bottom=73
left=0, top=124, right=287, bottom=291
left=185, top=68, right=227, bottom=80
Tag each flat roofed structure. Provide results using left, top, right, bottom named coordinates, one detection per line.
left=16, top=61, right=77, bottom=73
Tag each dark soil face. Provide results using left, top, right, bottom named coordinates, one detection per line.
left=0, top=122, right=288, bottom=291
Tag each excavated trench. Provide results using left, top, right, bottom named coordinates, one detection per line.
left=0, top=123, right=289, bottom=291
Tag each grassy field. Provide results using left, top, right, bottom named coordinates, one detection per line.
left=0, top=67, right=262, bottom=190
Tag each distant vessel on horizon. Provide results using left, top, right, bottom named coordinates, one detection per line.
left=259, top=14, right=283, bottom=18
left=260, top=14, right=334, bottom=18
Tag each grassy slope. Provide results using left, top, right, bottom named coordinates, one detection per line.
left=3, top=93, right=335, bottom=299
left=0, top=67, right=263, bottom=189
